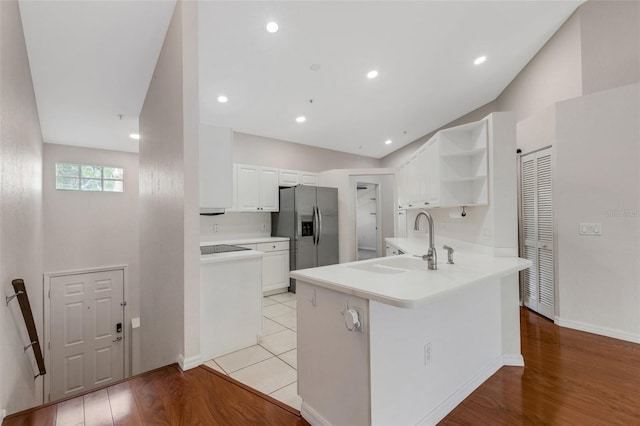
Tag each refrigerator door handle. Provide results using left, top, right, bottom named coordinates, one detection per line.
left=312, top=206, right=318, bottom=245
left=317, top=206, right=323, bottom=245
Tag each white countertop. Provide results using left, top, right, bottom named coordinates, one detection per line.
left=200, top=250, right=264, bottom=264
left=200, top=236, right=289, bottom=246
left=290, top=241, right=530, bottom=308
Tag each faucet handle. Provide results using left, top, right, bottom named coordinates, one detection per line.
left=443, top=245, right=454, bottom=264
left=414, top=254, right=429, bottom=261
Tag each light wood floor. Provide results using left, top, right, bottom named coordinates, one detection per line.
left=4, top=308, right=640, bottom=425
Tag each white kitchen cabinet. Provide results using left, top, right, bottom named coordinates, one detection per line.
left=395, top=118, right=488, bottom=210
left=235, top=164, right=279, bottom=212
left=278, top=169, right=318, bottom=187
left=299, top=172, right=318, bottom=186
left=199, top=124, right=232, bottom=212
left=258, top=241, right=290, bottom=296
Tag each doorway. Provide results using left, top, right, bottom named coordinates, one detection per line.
left=356, top=182, right=380, bottom=260
left=45, top=267, right=127, bottom=402
left=519, top=147, right=555, bottom=320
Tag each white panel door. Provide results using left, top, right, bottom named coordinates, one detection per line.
left=521, top=148, right=554, bottom=319
left=50, top=270, right=124, bottom=401
left=260, top=167, right=279, bottom=211
left=236, top=164, right=261, bottom=211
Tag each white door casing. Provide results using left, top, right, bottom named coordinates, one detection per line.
left=521, top=148, right=554, bottom=319
left=47, top=268, right=125, bottom=401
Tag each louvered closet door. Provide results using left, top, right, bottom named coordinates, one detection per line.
left=521, top=148, right=554, bottom=319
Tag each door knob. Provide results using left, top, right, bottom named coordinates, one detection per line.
left=112, top=336, right=123, bottom=343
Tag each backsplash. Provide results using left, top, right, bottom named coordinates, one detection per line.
left=404, top=206, right=492, bottom=247
left=200, top=212, right=272, bottom=242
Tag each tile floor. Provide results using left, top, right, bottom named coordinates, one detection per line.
left=204, top=291, right=302, bottom=410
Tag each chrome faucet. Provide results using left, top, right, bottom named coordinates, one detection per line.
left=414, top=210, right=437, bottom=270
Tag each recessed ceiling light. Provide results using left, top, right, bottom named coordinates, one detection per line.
left=474, top=56, right=487, bottom=65
left=296, top=116, right=306, bottom=123
left=217, top=95, right=228, bottom=103
left=129, top=133, right=140, bottom=140
left=266, top=21, right=279, bottom=33
left=385, top=139, right=392, bottom=145
left=367, top=70, right=379, bottom=79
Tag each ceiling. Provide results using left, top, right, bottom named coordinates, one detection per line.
left=20, top=1, right=582, bottom=158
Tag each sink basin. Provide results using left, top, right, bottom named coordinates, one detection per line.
left=370, top=256, right=429, bottom=271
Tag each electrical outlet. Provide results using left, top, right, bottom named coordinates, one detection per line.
left=214, top=224, right=219, bottom=233
left=424, top=342, right=432, bottom=365
left=579, top=223, right=602, bottom=236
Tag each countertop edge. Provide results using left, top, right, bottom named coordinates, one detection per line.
left=200, top=250, right=264, bottom=264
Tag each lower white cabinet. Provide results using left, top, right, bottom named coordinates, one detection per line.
left=257, top=241, right=290, bottom=296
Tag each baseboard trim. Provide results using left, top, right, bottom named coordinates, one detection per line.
left=417, top=355, right=504, bottom=426
left=1, top=408, right=7, bottom=422
left=177, top=354, right=202, bottom=371
left=554, top=316, right=640, bottom=344
left=301, top=401, right=333, bottom=426
left=502, top=353, right=525, bottom=367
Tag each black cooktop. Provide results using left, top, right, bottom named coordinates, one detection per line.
left=200, top=244, right=251, bottom=255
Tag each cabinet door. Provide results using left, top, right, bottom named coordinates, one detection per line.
left=260, top=167, right=279, bottom=211
left=279, top=169, right=300, bottom=187
left=299, top=172, right=318, bottom=186
left=426, top=140, right=440, bottom=206
left=262, top=251, right=289, bottom=294
left=236, top=164, right=261, bottom=211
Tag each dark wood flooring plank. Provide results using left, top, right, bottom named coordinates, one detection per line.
left=1, top=405, right=57, bottom=426
left=186, top=366, right=308, bottom=425
left=106, top=382, right=142, bottom=426
left=55, top=396, right=84, bottom=426
left=127, top=370, right=172, bottom=426
left=440, top=308, right=640, bottom=425
left=83, top=388, right=113, bottom=426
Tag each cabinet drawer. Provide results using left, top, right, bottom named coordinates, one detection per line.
left=257, top=241, right=289, bottom=252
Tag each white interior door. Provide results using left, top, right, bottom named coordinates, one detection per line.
left=49, top=269, right=124, bottom=401
left=521, top=148, right=554, bottom=319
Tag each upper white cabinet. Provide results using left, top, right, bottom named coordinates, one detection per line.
left=396, top=119, right=488, bottom=209
left=199, top=124, right=233, bottom=211
left=278, top=169, right=319, bottom=187
left=235, top=164, right=279, bottom=211
left=437, top=120, right=488, bottom=207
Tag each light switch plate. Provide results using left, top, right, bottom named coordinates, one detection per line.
left=579, top=223, right=602, bottom=236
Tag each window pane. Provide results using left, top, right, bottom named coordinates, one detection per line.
left=81, top=165, right=102, bottom=179
left=56, top=177, right=80, bottom=190
left=103, top=180, right=124, bottom=192
left=56, top=163, right=80, bottom=177
left=80, top=178, right=102, bottom=191
left=103, top=167, right=124, bottom=180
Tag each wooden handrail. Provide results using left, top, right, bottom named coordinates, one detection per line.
left=7, top=279, right=46, bottom=378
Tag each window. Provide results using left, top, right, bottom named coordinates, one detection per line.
left=55, top=163, right=124, bottom=192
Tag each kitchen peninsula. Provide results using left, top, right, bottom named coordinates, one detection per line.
left=292, top=245, right=530, bottom=426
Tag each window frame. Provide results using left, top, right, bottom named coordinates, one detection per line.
left=55, top=162, right=125, bottom=193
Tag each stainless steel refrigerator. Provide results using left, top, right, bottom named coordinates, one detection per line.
left=272, top=185, right=339, bottom=292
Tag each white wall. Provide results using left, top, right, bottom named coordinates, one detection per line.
left=200, top=212, right=271, bottom=242
left=555, top=83, right=640, bottom=341
left=138, top=0, right=187, bottom=372
left=233, top=132, right=380, bottom=172
left=0, top=0, right=45, bottom=414
left=42, top=144, right=140, bottom=370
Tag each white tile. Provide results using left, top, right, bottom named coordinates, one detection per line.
left=263, top=318, right=286, bottom=336
left=283, top=299, right=297, bottom=309
left=263, top=297, right=278, bottom=307
left=263, top=303, right=295, bottom=319
left=214, top=345, right=274, bottom=373
left=230, top=357, right=297, bottom=395
left=270, top=382, right=302, bottom=411
left=271, top=310, right=297, bottom=329
left=268, top=292, right=296, bottom=303
left=204, top=360, right=227, bottom=375
left=279, top=349, right=297, bottom=369
left=259, top=329, right=297, bottom=355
